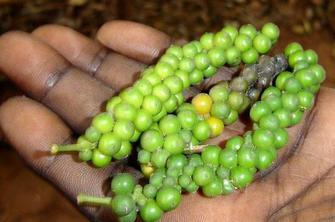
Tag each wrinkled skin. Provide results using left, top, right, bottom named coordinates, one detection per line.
left=0, top=21, right=334, bottom=222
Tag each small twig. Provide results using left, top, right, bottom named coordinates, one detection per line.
left=184, top=144, right=208, bottom=154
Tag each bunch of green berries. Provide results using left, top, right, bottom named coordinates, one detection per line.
left=50, top=22, right=325, bottom=222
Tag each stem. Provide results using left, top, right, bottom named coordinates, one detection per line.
left=133, top=193, right=147, bottom=208
left=184, top=144, right=208, bottom=154
left=50, top=144, right=84, bottom=154
left=132, top=185, right=147, bottom=207
left=77, top=193, right=112, bottom=207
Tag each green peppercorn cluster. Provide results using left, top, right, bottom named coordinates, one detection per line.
left=137, top=54, right=288, bottom=176
left=54, top=23, right=325, bottom=222
left=117, top=22, right=280, bottom=174
left=51, top=23, right=278, bottom=169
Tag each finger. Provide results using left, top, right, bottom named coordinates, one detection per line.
left=32, top=24, right=106, bottom=75
left=0, top=96, right=119, bottom=220
left=97, top=20, right=171, bottom=64
left=0, top=31, right=114, bottom=132
left=32, top=25, right=145, bottom=91
left=259, top=87, right=335, bottom=216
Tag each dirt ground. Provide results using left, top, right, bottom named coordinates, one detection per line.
left=0, top=1, right=335, bottom=221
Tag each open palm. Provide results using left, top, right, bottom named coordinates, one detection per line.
left=0, top=21, right=334, bottom=221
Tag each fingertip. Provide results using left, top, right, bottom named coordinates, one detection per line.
left=97, top=20, right=171, bottom=64
left=0, top=31, right=29, bottom=58
left=32, top=24, right=64, bottom=36
left=0, top=30, right=26, bottom=42
left=0, top=96, right=71, bottom=171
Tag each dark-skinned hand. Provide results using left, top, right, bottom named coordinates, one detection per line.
left=0, top=21, right=334, bottom=222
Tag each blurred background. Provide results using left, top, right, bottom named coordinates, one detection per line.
left=0, top=0, right=334, bottom=221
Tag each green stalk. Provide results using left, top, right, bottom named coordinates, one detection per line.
left=132, top=185, right=147, bottom=207
left=184, top=144, right=207, bottom=154
left=77, top=193, right=112, bottom=207
left=51, top=144, right=86, bottom=154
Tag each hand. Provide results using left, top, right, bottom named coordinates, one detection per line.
left=0, top=21, right=334, bottom=222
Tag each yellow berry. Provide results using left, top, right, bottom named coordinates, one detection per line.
left=206, top=116, right=224, bottom=137
left=192, top=93, right=213, bottom=114
left=141, top=164, right=155, bottom=178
